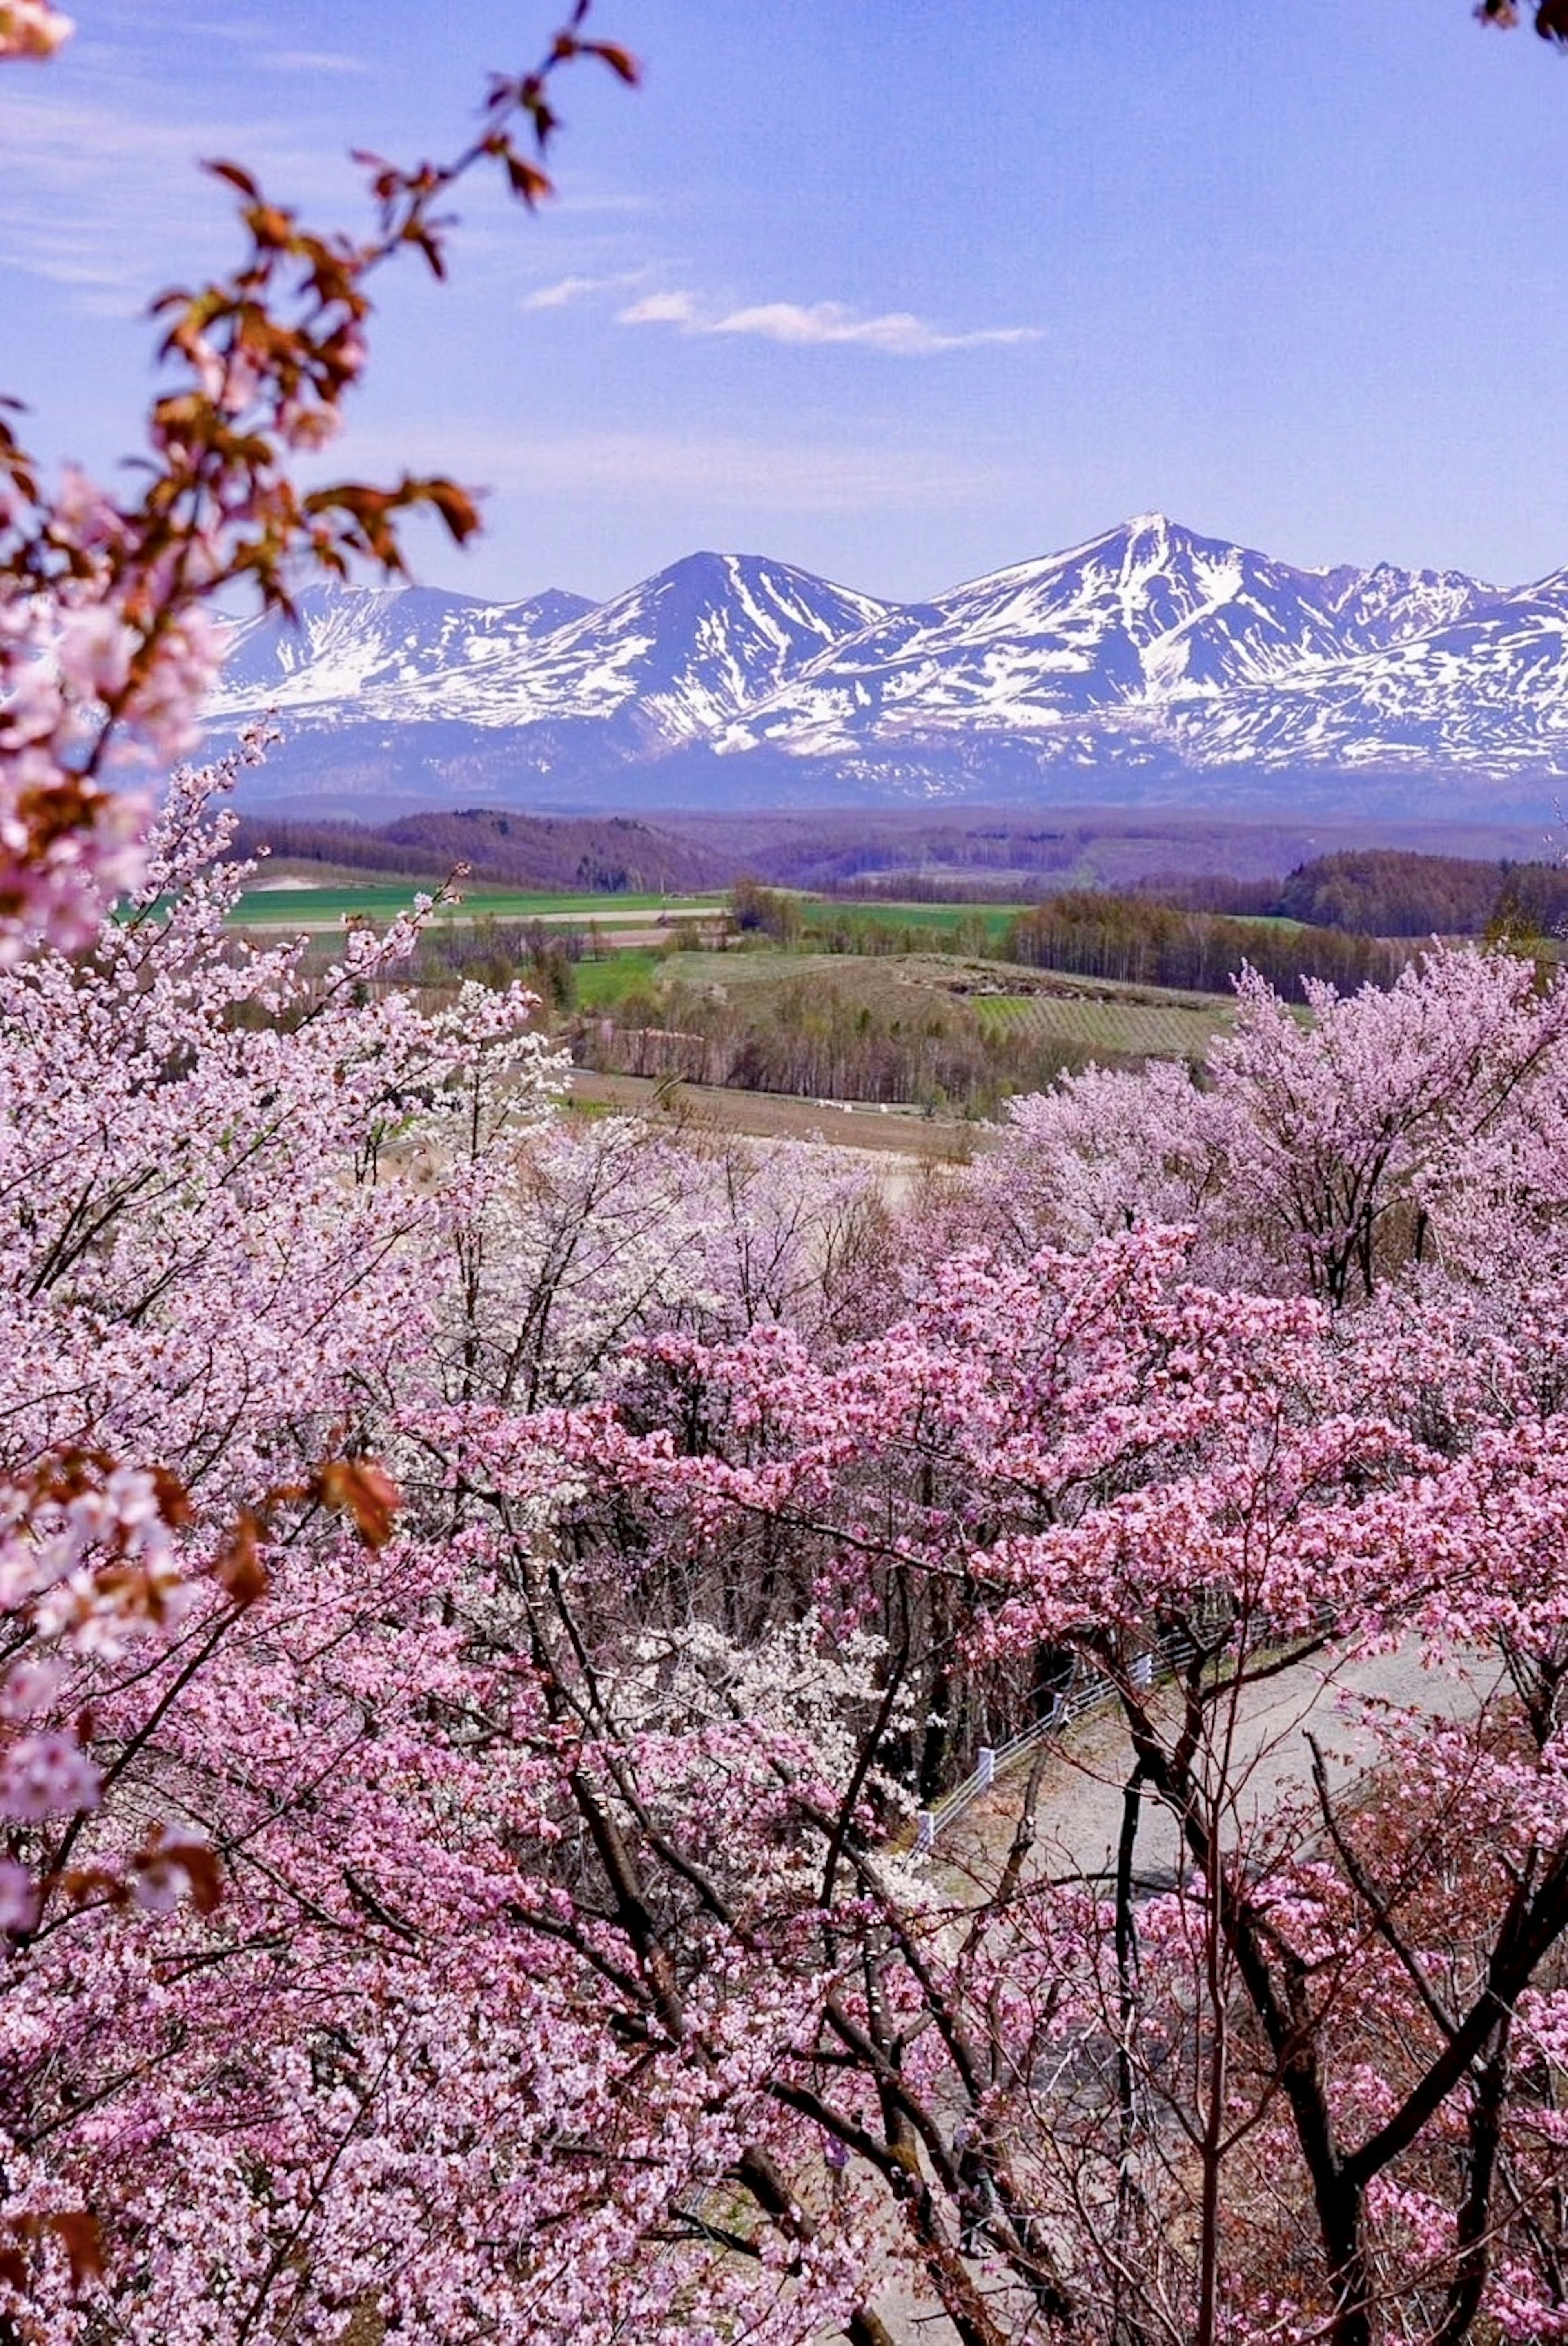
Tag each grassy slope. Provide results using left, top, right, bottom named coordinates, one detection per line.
left=798, top=898, right=1024, bottom=943
left=637, top=948, right=1235, bottom=1066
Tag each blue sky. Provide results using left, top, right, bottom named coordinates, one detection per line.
left=3, top=2, right=1567, bottom=604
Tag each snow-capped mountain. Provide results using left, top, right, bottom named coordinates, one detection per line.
left=1161, top=570, right=1568, bottom=778
left=423, top=552, right=898, bottom=745
left=212, top=583, right=596, bottom=718
left=215, top=553, right=893, bottom=744
left=207, top=517, right=1568, bottom=818
left=715, top=515, right=1484, bottom=761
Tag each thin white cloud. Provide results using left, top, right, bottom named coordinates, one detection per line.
left=257, top=50, right=374, bottom=77
left=615, top=288, right=1040, bottom=356
left=520, top=269, right=650, bottom=313
left=0, top=85, right=364, bottom=310
left=334, top=423, right=1001, bottom=512
left=618, top=290, right=699, bottom=329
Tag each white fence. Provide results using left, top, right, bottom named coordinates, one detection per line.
left=910, top=1614, right=1226, bottom=1858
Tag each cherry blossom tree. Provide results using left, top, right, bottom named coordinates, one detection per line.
left=0, top=3, right=634, bottom=965
left=6, top=10, right=1568, bottom=2346
left=502, top=1213, right=1568, bottom=2345
left=0, top=754, right=909, bottom=2343
left=985, top=945, right=1568, bottom=1308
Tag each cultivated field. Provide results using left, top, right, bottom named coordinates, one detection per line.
left=971, top=983, right=1232, bottom=1060
left=229, top=882, right=726, bottom=930
left=798, top=896, right=1024, bottom=947
left=664, top=949, right=1234, bottom=1065
left=227, top=871, right=1250, bottom=1116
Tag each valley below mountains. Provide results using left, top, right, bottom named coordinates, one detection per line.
left=207, top=513, right=1568, bottom=820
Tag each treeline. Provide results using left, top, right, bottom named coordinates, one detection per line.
left=1275, top=848, right=1568, bottom=936
left=232, top=809, right=729, bottom=893
left=1142, top=849, right=1568, bottom=938
left=1004, top=892, right=1407, bottom=995
left=572, top=977, right=1094, bottom=1118
left=662, top=809, right=1337, bottom=892
left=409, top=915, right=584, bottom=1010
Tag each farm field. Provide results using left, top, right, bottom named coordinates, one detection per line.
left=227, top=882, right=726, bottom=928
left=572, top=950, right=666, bottom=1009
left=229, top=878, right=1020, bottom=944
left=655, top=949, right=1234, bottom=1065
left=223, top=872, right=1252, bottom=1098
left=971, top=983, right=1232, bottom=1060
left=798, top=896, right=1024, bottom=946
left=566, top=947, right=1238, bottom=1121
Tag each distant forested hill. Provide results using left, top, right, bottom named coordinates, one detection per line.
left=231, top=809, right=733, bottom=893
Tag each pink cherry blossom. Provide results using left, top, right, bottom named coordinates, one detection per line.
left=0, top=1733, right=100, bottom=1822
left=0, top=2, right=72, bottom=60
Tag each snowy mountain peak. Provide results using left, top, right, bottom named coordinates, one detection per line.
left=209, top=581, right=594, bottom=718
left=1113, top=510, right=1183, bottom=559
left=212, top=551, right=901, bottom=750
left=205, top=521, right=1568, bottom=820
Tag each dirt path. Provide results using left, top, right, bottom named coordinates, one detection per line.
left=565, top=1067, right=990, bottom=1160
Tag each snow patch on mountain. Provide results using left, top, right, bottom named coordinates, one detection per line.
left=206, top=516, right=1568, bottom=815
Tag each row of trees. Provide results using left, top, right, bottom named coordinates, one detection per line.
left=1004, top=889, right=1411, bottom=997
left=409, top=912, right=585, bottom=1009
left=1272, top=848, right=1568, bottom=940
left=1138, top=849, right=1568, bottom=939
left=572, top=970, right=1093, bottom=1115
left=236, top=808, right=728, bottom=896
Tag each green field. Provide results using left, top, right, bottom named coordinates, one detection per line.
left=972, top=988, right=1232, bottom=1060
left=799, top=897, right=1023, bottom=945
left=572, top=951, right=664, bottom=1009
left=228, top=884, right=726, bottom=927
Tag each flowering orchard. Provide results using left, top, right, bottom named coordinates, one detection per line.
left=0, top=873, right=1546, bottom=2346
left=5, top=10, right=1568, bottom=2346
left=488, top=949, right=1568, bottom=2346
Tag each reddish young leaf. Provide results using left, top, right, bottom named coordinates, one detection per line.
left=44, top=2212, right=103, bottom=2290
left=314, top=1457, right=401, bottom=1550
left=586, top=40, right=639, bottom=83
left=202, top=157, right=260, bottom=199
left=216, top=1509, right=270, bottom=1606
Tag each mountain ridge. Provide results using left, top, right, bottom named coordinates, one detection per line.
left=207, top=516, right=1568, bottom=819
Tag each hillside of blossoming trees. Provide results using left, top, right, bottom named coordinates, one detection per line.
left=8, top=741, right=1568, bottom=2346
left=4, top=8, right=1568, bottom=2345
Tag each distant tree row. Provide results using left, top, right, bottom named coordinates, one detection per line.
left=410, top=915, right=582, bottom=1011
left=1143, top=849, right=1568, bottom=939
left=1274, top=848, right=1568, bottom=938
left=573, top=974, right=1093, bottom=1116
left=1004, top=891, right=1408, bottom=996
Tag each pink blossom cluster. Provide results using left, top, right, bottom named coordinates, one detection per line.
left=0, top=466, right=235, bottom=962
left=0, top=2, right=72, bottom=60
left=5, top=10, right=1568, bottom=2330
left=0, top=762, right=1564, bottom=2342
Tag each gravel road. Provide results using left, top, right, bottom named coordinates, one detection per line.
left=936, top=1640, right=1501, bottom=1897
left=840, top=1639, right=1498, bottom=2346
